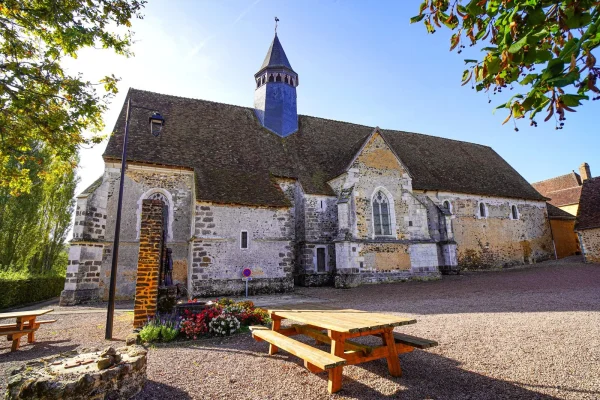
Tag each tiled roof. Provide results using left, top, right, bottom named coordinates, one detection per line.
left=77, top=176, right=103, bottom=198
left=576, top=177, right=600, bottom=230
left=543, top=186, right=582, bottom=207
left=546, top=203, right=575, bottom=220
left=258, top=34, right=294, bottom=73
left=103, top=89, right=547, bottom=207
left=531, top=172, right=581, bottom=196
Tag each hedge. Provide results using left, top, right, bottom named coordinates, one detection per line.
left=0, top=276, right=65, bottom=310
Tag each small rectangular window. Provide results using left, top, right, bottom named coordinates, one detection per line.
left=316, top=248, right=326, bottom=272
left=241, top=231, right=248, bottom=249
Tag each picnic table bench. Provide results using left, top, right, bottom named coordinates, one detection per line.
left=0, top=309, right=56, bottom=351
left=250, top=304, right=437, bottom=394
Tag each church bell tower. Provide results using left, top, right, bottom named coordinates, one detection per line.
left=254, top=28, right=299, bottom=137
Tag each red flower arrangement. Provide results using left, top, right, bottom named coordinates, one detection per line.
left=180, top=307, right=222, bottom=339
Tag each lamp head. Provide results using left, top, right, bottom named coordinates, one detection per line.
left=149, top=112, right=165, bottom=136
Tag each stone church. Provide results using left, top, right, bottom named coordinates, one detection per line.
left=60, top=33, right=554, bottom=305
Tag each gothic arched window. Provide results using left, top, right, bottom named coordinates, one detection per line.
left=443, top=200, right=452, bottom=214
left=373, top=191, right=392, bottom=236
left=275, top=74, right=282, bottom=82
left=268, top=74, right=274, bottom=82
left=147, top=192, right=169, bottom=237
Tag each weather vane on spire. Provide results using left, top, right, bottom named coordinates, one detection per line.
left=275, top=16, right=279, bottom=34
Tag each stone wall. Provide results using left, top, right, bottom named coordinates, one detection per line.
left=579, top=228, right=600, bottom=263
left=418, top=191, right=554, bottom=269
left=99, top=164, right=194, bottom=300
left=295, top=193, right=338, bottom=285
left=133, top=199, right=163, bottom=328
left=60, top=243, right=104, bottom=305
left=60, top=177, right=109, bottom=305
left=190, top=202, right=295, bottom=297
left=6, top=346, right=147, bottom=400
left=327, top=132, right=441, bottom=287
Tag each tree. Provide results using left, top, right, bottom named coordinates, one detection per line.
left=0, top=0, right=145, bottom=195
left=412, top=0, right=600, bottom=129
left=0, top=146, right=77, bottom=274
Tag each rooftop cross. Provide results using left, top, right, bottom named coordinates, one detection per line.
left=275, top=16, right=279, bottom=34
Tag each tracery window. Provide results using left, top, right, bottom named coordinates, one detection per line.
left=148, top=192, right=169, bottom=236
left=373, top=191, right=392, bottom=236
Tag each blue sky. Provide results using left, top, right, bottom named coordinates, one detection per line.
left=69, top=0, right=599, bottom=195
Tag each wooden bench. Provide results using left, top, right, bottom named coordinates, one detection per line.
left=0, top=320, right=57, bottom=330
left=250, top=326, right=346, bottom=373
left=392, top=332, right=438, bottom=349
left=0, top=309, right=55, bottom=351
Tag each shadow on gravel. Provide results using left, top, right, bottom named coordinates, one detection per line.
left=0, top=340, right=78, bottom=363
left=191, top=337, right=562, bottom=399
left=325, top=350, right=561, bottom=400
left=298, top=261, right=600, bottom=315
left=134, top=380, right=192, bottom=400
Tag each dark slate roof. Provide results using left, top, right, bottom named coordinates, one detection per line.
left=258, top=34, right=294, bottom=73
left=103, top=89, right=546, bottom=207
left=576, top=177, right=600, bottom=230
left=532, top=172, right=581, bottom=194
left=546, top=203, right=576, bottom=220
left=77, top=176, right=103, bottom=198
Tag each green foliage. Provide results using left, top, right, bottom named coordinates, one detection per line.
left=140, top=316, right=180, bottom=343
left=0, top=275, right=65, bottom=309
left=412, top=0, right=600, bottom=128
left=139, top=324, right=161, bottom=343
left=160, top=325, right=179, bottom=342
left=215, top=298, right=235, bottom=307
left=0, top=0, right=146, bottom=194
left=0, top=145, right=76, bottom=274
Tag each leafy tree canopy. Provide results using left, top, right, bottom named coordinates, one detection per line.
left=412, top=0, right=600, bottom=129
left=0, top=0, right=145, bottom=194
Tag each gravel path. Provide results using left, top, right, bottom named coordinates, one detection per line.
left=2, top=257, right=599, bottom=399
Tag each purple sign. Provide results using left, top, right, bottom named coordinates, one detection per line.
left=242, top=268, right=252, bottom=278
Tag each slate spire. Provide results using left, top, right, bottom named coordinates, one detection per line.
left=254, top=31, right=299, bottom=137
left=258, top=34, right=295, bottom=73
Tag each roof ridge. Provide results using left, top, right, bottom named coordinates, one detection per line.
left=545, top=186, right=583, bottom=193
left=129, top=88, right=255, bottom=111
left=128, top=88, right=493, bottom=148
left=381, top=128, right=491, bottom=148
left=531, top=171, right=579, bottom=186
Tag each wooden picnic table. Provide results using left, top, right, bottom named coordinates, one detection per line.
left=0, top=309, right=56, bottom=351
left=251, top=304, right=437, bottom=394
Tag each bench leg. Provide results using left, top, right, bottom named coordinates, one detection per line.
left=269, top=317, right=281, bottom=355
left=328, top=330, right=345, bottom=394
left=382, top=329, right=402, bottom=377
left=26, top=317, right=37, bottom=343
left=11, top=337, right=20, bottom=352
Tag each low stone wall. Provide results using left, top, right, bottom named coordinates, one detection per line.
left=192, top=277, right=294, bottom=298
left=6, top=346, right=147, bottom=399
left=335, top=269, right=440, bottom=288
left=295, top=272, right=334, bottom=287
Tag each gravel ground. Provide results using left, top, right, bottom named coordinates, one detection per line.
left=2, top=257, right=599, bottom=399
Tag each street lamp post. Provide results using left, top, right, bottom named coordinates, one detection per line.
left=105, top=97, right=165, bottom=340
